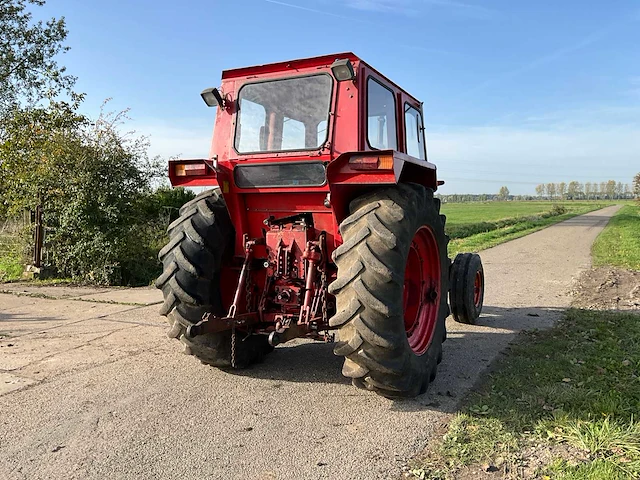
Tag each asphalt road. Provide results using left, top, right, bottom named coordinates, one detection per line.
left=0, top=206, right=620, bottom=480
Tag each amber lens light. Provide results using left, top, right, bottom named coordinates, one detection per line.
left=377, top=155, right=394, bottom=170
left=175, top=163, right=207, bottom=176
left=349, top=155, right=394, bottom=171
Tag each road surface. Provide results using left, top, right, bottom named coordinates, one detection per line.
left=0, top=206, right=620, bottom=480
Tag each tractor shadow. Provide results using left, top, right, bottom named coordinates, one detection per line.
left=232, top=340, right=348, bottom=385
left=229, top=304, right=565, bottom=399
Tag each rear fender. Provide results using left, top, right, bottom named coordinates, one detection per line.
left=169, top=159, right=224, bottom=188
left=326, top=151, right=438, bottom=224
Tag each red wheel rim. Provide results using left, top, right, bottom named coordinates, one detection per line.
left=403, top=226, right=441, bottom=355
left=473, top=270, right=483, bottom=308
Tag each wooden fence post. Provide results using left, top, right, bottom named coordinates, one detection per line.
left=33, top=204, right=43, bottom=268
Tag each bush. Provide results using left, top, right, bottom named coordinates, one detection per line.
left=0, top=100, right=192, bottom=285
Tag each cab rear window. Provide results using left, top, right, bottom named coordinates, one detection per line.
left=234, top=162, right=326, bottom=188
left=234, top=75, right=333, bottom=154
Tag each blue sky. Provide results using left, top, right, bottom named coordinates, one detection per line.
left=38, top=0, right=639, bottom=194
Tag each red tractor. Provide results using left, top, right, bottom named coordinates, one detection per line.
left=156, top=53, right=484, bottom=398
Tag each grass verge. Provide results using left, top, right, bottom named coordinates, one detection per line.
left=448, top=204, right=606, bottom=256
left=410, top=309, right=640, bottom=479
left=0, top=251, right=23, bottom=281
left=592, top=205, right=640, bottom=271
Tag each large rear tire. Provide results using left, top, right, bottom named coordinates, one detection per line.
left=156, top=188, right=272, bottom=367
left=329, top=184, right=450, bottom=398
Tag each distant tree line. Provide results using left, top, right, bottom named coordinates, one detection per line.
left=534, top=180, right=634, bottom=200
left=437, top=176, right=639, bottom=204
left=437, top=193, right=539, bottom=203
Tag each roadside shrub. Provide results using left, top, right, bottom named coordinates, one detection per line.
left=0, top=100, right=190, bottom=285
left=550, top=204, right=567, bottom=215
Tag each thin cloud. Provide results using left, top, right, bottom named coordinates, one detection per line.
left=263, top=0, right=465, bottom=54
left=345, top=0, right=415, bottom=14
left=267, top=0, right=494, bottom=19
left=264, top=0, right=377, bottom=24
left=344, top=0, right=494, bottom=18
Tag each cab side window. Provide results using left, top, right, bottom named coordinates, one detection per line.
left=404, top=104, right=426, bottom=160
left=367, top=78, right=397, bottom=150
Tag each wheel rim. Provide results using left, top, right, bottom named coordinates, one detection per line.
left=474, top=270, right=483, bottom=308
left=403, top=226, right=441, bottom=355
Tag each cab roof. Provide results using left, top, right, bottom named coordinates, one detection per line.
left=221, top=52, right=422, bottom=105
left=221, top=52, right=360, bottom=79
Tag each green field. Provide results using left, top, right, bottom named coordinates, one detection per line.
left=441, top=201, right=613, bottom=255
left=441, top=201, right=612, bottom=226
left=592, top=205, right=640, bottom=271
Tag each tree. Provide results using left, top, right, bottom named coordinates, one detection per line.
left=0, top=99, right=165, bottom=284
left=584, top=182, right=592, bottom=200
left=567, top=181, right=580, bottom=199
left=605, top=180, right=616, bottom=199
left=634, top=173, right=640, bottom=198
left=546, top=183, right=556, bottom=199
left=557, top=182, right=567, bottom=199
left=535, top=184, right=545, bottom=198
left=0, top=0, right=74, bottom=113
left=498, top=186, right=510, bottom=200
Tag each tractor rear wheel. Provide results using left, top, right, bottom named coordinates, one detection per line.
left=329, top=184, right=450, bottom=398
left=156, top=188, right=272, bottom=368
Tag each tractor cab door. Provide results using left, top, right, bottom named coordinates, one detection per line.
left=362, top=74, right=398, bottom=152
left=360, top=67, right=428, bottom=163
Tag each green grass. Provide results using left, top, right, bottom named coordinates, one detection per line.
left=592, top=205, right=640, bottom=271
left=443, top=201, right=574, bottom=225
left=0, top=252, right=23, bottom=281
left=0, top=232, right=24, bottom=281
left=442, top=201, right=610, bottom=256
left=411, top=309, right=640, bottom=479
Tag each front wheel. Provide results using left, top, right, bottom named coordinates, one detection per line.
left=450, top=253, right=484, bottom=325
left=329, top=184, right=450, bottom=398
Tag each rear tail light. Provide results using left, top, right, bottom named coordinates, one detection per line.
left=349, top=155, right=394, bottom=171
left=175, top=163, right=207, bottom=176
